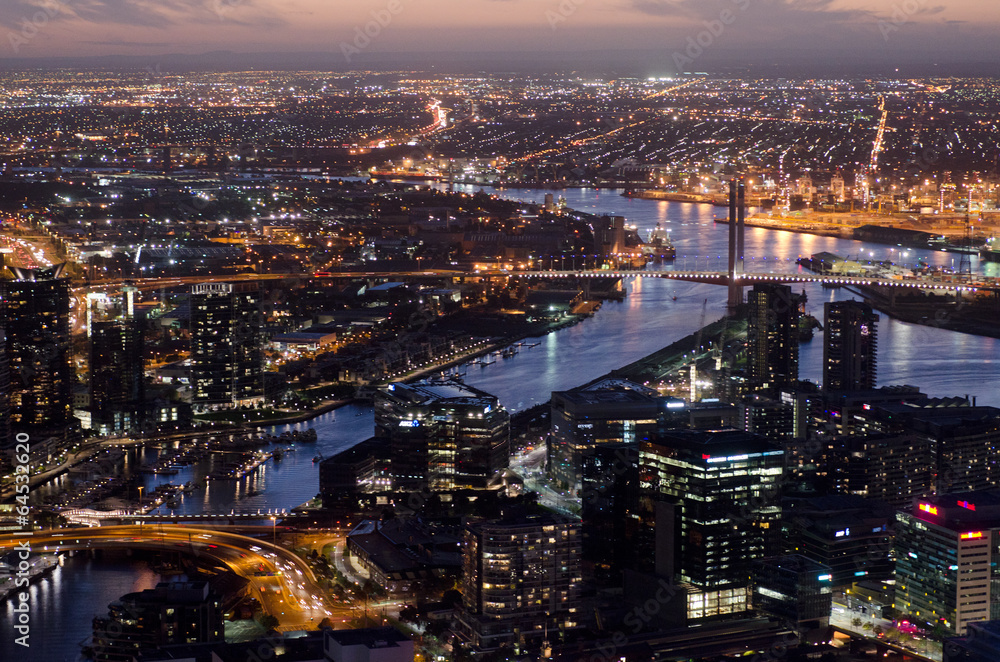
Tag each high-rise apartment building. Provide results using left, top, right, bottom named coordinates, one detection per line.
left=189, top=282, right=263, bottom=409
left=823, top=300, right=878, bottom=392
left=746, top=283, right=800, bottom=393
left=458, top=514, right=581, bottom=652
left=91, top=581, right=223, bottom=662
left=91, top=315, right=145, bottom=435
left=4, top=265, right=73, bottom=456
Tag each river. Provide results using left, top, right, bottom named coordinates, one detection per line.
left=6, top=186, right=1000, bottom=661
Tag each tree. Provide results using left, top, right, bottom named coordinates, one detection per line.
left=259, top=614, right=280, bottom=632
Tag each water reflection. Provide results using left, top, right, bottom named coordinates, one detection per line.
left=15, top=185, right=1000, bottom=661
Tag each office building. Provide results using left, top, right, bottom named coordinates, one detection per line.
left=823, top=300, right=878, bottom=392
left=375, top=380, right=509, bottom=491
left=639, top=429, right=784, bottom=620
left=580, top=442, right=640, bottom=577
left=812, top=385, right=925, bottom=438
left=746, top=283, right=800, bottom=393
left=548, top=378, right=679, bottom=492
left=458, top=514, right=581, bottom=652
left=4, top=265, right=73, bottom=456
left=895, top=491, right=1000, bottom=635
left=752, top=555, right=833, bottom=633
left=782, top=495, right=895, bottom=586
left=91, top=581, right=223, bottom=662
left=90, top=317, right=145, bottom=435
left=189, top=282, right=264, bottom=409
left=319, top=438, right=387, bottom=503
left=346, top=518, right=461, bottom=593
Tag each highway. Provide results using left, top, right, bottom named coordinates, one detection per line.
left=0, top=525, right=354, bottom=631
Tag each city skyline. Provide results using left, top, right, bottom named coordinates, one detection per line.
left=0, top=0, right=997, bottom=74
left=3, top=63, right=1000, bottom=660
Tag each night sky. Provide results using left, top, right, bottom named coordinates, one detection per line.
left=0, top=0, right=994, bottom=71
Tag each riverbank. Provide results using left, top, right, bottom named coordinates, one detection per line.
left=845, top=284, right=1000, bottom=341
left=609, top=315, right=746, bottom=384
left=715, top=212, right=856, bottom=239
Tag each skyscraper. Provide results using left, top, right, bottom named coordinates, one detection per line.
left=189, top=282, right=263, bottom=409
left=4, top=264, right=73, bottom=456
left=823, top=300, right=878, bottom=392
left=0, top=327, right=10, bottom=450
left=746, top=283, right=800, bottom=393
left=91, top=316, right=145, bottom=435
left=458, top=513, right=581, bottom=653
left=639, top=429, right=784, bottom=621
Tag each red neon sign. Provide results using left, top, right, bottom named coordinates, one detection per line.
left=919, top=503, right=939, bottom=515
left=958, top=500, right=976, bottom=511
left=960, top=532, right=983, bottom=540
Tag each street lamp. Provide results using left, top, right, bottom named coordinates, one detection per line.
left=137, top=486, right=144, bottom=531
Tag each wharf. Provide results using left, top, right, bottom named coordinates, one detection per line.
left=0, top=554, right=59, bottom=603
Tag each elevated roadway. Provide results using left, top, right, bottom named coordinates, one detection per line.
left=78, top=267, right=995, bottom=294
left=0, top=525, right=351, bottom=631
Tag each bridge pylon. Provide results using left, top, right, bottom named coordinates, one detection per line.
left=727, top=178, right=746, bottom=310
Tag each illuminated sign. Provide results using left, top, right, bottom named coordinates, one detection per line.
left=835, top=528, right=850, bottom=538
left=398, top=420, right=420, bottom=428
left=818, top=574, right=832, bottom=582
left=919, top=503, right=939, bottom=515
left=960, top=532, right=983, bottom=540
left=958, top=500, right=976, bottom=511
left=666, top=402, right=685, bottom=409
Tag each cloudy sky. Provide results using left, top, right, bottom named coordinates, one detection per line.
left=0, top=0, right=996, bottom=70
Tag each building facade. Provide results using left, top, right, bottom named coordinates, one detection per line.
left=548, top=378, right=677, bottom=493
left=458, top=515, right=582, bottom=652
left=823, top=300, right=878, bottom=392
left=90, top=317, right=145, bottom=434
left=746, top=283, right=800, bottom=393
left=639, top=429, right=785, bottom=621
left=189, top=282, right=264, bottom=409
left=375, top=380, right=509, bottom=491
left=895, top=492, right=1000, bottom=635
left=4, top=265, right=73, bottom=456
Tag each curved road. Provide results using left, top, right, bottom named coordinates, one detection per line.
left=0, top=525, right=353, bottom=631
